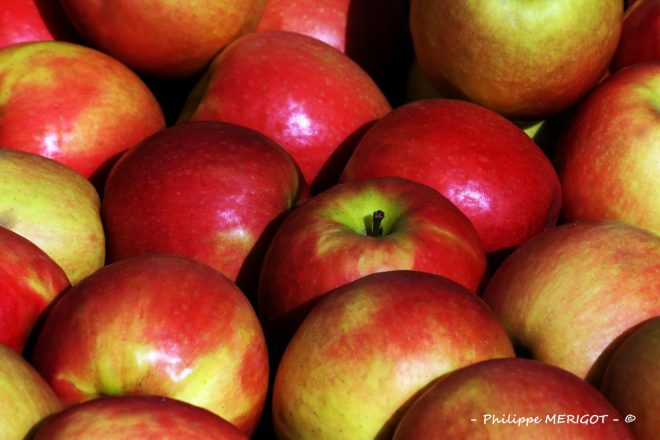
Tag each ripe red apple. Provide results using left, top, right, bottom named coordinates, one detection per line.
left=482, top=221, right=660, bottom=385
left=340, top=99, right=562, bottom=257
left=102, top=121, right=308, bottom=299
left=555, top=62, right=660, bottom=236
left=0, top=226, right=69, bottom=353
left=0, top=343, right=62, bottom=440
left=178, top=31, right=392, bottom=192
left=601, top=317, right=660, bottom=440
left=0, top=0, right=78, bottom=48
left=258, top=176, right=487, bottom=348
left=31, top=254, right=269, bottom=437
left=0, top=148, right=105, bottom=285
left=410, top=0, right=622, bottom=120
left=0, top=41, right=165, bottom=186
left=58, top=0, right=265, bottom=78
left=273, top=270, right=515, bottom=439
left=393, top=358, right=633, bottom=440
left=612, top=0, right=660, bottom=71
left=32, top=396, right=248, bottom=440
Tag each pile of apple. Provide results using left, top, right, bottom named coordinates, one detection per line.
left=0, top=0, right=658, bottom=439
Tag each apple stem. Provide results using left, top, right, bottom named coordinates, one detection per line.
left=371, top=210, right=385, bottom=237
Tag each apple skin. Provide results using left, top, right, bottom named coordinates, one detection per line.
left=0, top=148, right=105, bottom=285
left=0, top=343, right=62, bottom=440
left=32, top=395, right=248, bottom=440
left=102, top=121, right=308, bottom=299
left=555, top=63, right=660, bottom=235
left=0, top=226, right=69, bottom=353
left=393, top=358, right=633, bottom=440
left=340, top=99, right=562, bottom=256
left=179, top=30, right=392, bottom=193
left=0, top=41, right=165, bottom=186
left=58, top=0, right=265, bottom=79
left=409, top=0, right=622, bottom=120
left=258, top=176, right=487, bottom=349
left=612, top=0, right=660, bottom=71
left=31, top=254, right=269, bottom=437
left=601, top=317, right=660, bottom=440
left=273, top=270, right=515, bottom=440
left=0, top=0, right=78, bottom=48
left=482, top=221, right=660, bottom=385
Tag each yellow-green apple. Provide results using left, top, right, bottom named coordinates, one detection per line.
left=179, top=31, right=392, bottom=193
left=59, top=0, right=265, bottom=79
left=0, top=148, right=104, bottom=285
left=102, top=121, right=308, bottom=300
left=256, top=0, right=413, bottom=105
left=258, top=176, right=487, bottom=350
left=601, top=317, right=660, bottom=440
left=273, top=270, right=514, bottom=440
left=612, top=0, right=660, bottom=71
left=0, top=343, right=62, bottom=440
left=0, top=226, right=69, bottom=353
left=482, top=221, right=660, bottom=385
left=0, top=0, right=78, bottom=48
left=393, top=358, right=634, bottom=440
left=340, top=99, right=562, bottom=258
left=409, top=0, right=623, bottom=120
left=0, top=40, right=165, bottom=186
left=32, top=395, right=248, bottom=440
left=31, top=254, right=269, bottom=437
left=555, top=63, right=660, bottom=235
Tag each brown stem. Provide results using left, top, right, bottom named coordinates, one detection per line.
left=370, top=210, right=385, bottom=237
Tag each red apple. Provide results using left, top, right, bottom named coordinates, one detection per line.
left=0, top=226, right=69, bottom=353
left=31, top=254, right=269, bottom=437
left=482, top=221, right=660, bottom=384
left=410, top=0, right=622, bottom=120
left=179, top=31, right=392, bottom=192
left=258, top=176, right=487, bottom=349
left=340, top=99, right=562, bottom=256
left=32, top=396, right=248, bottom=440
left=0, top=148, right=105, bottom=285
left=612, top=0, right=660, bottom=71
left=102, top=121, right=308, bottom=299
left=0, top=41, right=165, bottom=186
left=0, top=0, right=78, bottom=48
left=555, top=62, right=660, bottom=236
left=58, top=0, right=265, bottom=78
left=601, top=317, right=660, bottom=440
left=273, top=270, right=515, bottom=439
left=393, top=358, right=633, bottom=440
left=0, top=343, right=62, bottom=440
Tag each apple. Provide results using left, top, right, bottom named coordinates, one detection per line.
left=601, top=317, right=660, bottom=440
left=102, top=121, right=308, bottom=299
left=0, top=0, right=78, bottom=48
left=178, top=30, right=392, bottom=193
left=340, top=99, right=562, bottom=257
left=612, top=0, right=660, bottom=71
left=482, top=221, right=660, bottom=385
left=0, top=40, right=165, bottom=186
left=31, top=254, right=269, bottom=437
left=0, top=148, right=105, bottom=285
left=256, top=0, right=413, bottom=105
left=32, top=395, right=248, bottom=440
left=272, top=270, right=515, bottom=439
left=0, top=343, right=62, bottom=440
left=58, top=0, right=265, bottom=78
left=393, top=358, right=633, bottom=439
left=554, top=62, right=660, bottom=236
left=0, top=226, right=69, bottom=353
left=409, top=0, right=623, bottom=120
left=258, top=176, right=487, bottom=350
